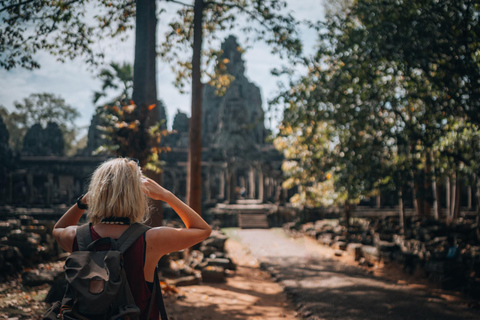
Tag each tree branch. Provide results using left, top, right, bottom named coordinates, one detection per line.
left=165, top=0, right=194, bottom=8
left=204, top=0, right=274, bottom=32
left=0, top=0, right=37, bottom=13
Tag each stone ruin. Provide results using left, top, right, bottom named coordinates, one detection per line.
left=22, top=122, right=65, bottom=156
left=285, top=216, right=480, bottom=299
left=0, top=215, right=60, bottom=282
left=0, top=36, right=289, bottom=278
left=201, top=35, right=268, bottom=155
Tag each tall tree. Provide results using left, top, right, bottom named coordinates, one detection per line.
left=161, top=0, right=302, bottom=214
left=187, top=0, right=205, bottom=214
left=276, top=0, right=480, bottom=226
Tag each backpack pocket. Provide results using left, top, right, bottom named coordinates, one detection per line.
left=109, top=304, right=141, bottom=320
left=65, top=250, right=123, bottom=315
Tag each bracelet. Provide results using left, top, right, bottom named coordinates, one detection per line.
left=76, top=194, right=88, bottom=210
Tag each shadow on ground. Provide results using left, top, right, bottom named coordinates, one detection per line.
left=263, top=255, right=479, bottom=320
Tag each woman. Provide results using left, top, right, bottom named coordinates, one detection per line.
left=52, top=158, right=212, bottom=319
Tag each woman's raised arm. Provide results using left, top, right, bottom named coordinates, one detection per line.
left=142, top=177, right=212, bottom=256
left=52, top=194, right=88, bottom=252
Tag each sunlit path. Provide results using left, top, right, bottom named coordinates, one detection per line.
left=233, top=229, right=480, bottom=320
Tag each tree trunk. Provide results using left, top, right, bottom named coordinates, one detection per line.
left=450, top=174, right=456, bottom=223
left=454, top=175, right=461, bottom=220
left=344, top=202, right=351, bottom=230
left=432, top=177, right=439, bottom=220
left=431, top=152, right=439, bottom=220
left=133, top=0, right=158, bottom=133
left=475, top=174, right=480, bottom=239
left=468, top=185, right=472, bottom=210
left=446, top=176, right=451, bottom=221
left=398, top=189, right=405, bottom=235
left=187, top=0, right=205, bottom=215
left=132, top=0, right=162, bottom=226
left=424, top=152, right=432, bottom=216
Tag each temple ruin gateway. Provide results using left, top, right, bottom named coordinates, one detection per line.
left=0, top=36, right=289, bottom=228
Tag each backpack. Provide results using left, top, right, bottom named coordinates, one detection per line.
left=43, top=223, right=168, bottom=320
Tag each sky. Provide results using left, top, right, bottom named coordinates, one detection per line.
left=0, top=0, right=323, bottom=137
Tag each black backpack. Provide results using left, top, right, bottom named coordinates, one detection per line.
left=43, top=223, right=168, bottom=320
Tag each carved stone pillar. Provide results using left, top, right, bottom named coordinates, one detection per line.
left=205, top=163, right=212, bottom=202
left=8, top=172, right=12, bottom=203
left=239, top=176, right=245, bottom=188
left=47, top=173, right=54, bottom=204
left=219, top=170, right=225, bottom=200
left=27, top=173, right=34, bottom=204
left=266, top=177, right=273, bottom=201
left=227, top=167, right=237, bottom=204
left=249, top=167, right=256, bottom=199
left=258, top=169, right=266, bottom=203
left=171, top=170, right=178, bottom=195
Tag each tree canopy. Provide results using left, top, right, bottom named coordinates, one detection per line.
left=0, top=93, right=80, bottom=154
left=275, top=0, right=480, bottom=224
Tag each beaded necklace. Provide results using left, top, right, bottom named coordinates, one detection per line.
left=100, top=217, right=131, bottom=225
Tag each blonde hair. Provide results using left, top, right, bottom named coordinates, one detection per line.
left=87, top=158, right=150, bottom=224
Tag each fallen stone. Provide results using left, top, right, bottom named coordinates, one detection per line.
left=202, top=235, right=228, bottom=251
left=209, top=251, right=226, bottom=259
left=179, top=265, right=196, bottom=276
left=0, top=222, right=13, bottom=237
left=334, top=250, right=343, bottom=257
left=362, top=245, right=379, bottom=262
left=170, top=275, right=201, bottom=287
left=334, top=241, right=348, bottom=251
left=22, top=270, right=60, bottom=287
left=168, top=250, right=184, bottom=261
left=201, top=266, right=226, bottom=283
left=346, top=243, right=363, bottom=261
left=206, top=257, right=237, bottom=270
left=200, top=245, right=217, bottom=257
left=162, top=268, right=181, bottom=278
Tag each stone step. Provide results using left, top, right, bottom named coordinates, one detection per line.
left=239, top=214, right=269, bottom=229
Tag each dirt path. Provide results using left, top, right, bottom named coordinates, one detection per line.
left=164, top=237, right=297, bottom=320
left=232, top=228, right=480, bottom=320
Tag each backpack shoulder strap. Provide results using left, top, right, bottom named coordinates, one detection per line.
left=76, top=223, right=93, bottom=251
left=147, top=266, right=169, bottom=320
left=116, top=223, right=151, bottom=253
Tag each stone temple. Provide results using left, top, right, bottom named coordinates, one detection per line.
left=0, top=36, right=287, bottom=226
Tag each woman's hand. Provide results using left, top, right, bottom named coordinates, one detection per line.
left=80, top=192, right=89, bottom=205
left=141, top=177, right=172, bottom=202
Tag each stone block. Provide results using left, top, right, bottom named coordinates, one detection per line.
left=333, top=241, right=347, bottom=251
left=170, top=275, right=201, bottom=287
left=206, top=257, right=236, bottom=270
left=22, top=270, right=61, bottom=287
left=200, top=245, right=217, bottom=257
left=362, top=245, right=379, bottom=262
left=202, top=235, right=228, bottom=251
left=162, top=268, right=181, bottom=278
left=201, top=266, right=226, bottom=283
left=0, top=222, right=13, bottom=237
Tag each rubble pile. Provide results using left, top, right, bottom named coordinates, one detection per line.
left=159, top=229, right=236, bottom=285
left=285, top=216, right=480, bottom=298
left=0, top=215, right=59, bottom=279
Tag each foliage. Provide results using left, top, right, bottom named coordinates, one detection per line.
left=93, top=62, right=134, bottom=103
left=276, top=0, right=480, bottom=215
left=95, top=99, right=171, bottom=173
left=274, top=122, right=339, bottom=208
left=0, top=93, right=79, bottom=153
left=159, top=0, right=303, bottom=94
left=0, top=0, right=135, bottom=70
